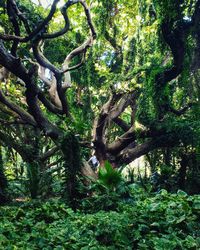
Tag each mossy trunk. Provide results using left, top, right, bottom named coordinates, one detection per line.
left=61, top=133, right=81, bottom=208
left=27, top=161, right=39, bottom=199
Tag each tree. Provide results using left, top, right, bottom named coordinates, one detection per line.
left=0, top=0, right=96, bottom=201
left=0, top=0, right=200, bottom=199
left=92, top=0, right=200, bottom=167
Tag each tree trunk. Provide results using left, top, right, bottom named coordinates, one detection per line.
left=27, top=161, right=40, bottom=199
left=178, top=154, right=188, bottom=190
left=61, top=133, right=81, bottom=209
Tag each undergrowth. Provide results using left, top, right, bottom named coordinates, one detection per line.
left=0, top=189, right=200, bottom=249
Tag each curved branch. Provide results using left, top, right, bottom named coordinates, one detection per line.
left=7, top=0, right=20, bottom=56
left=0, top=42, right=61, bottom=139
left=9, top=0, right=31, bottom=34
left=155, top=2, right=200, bottom=119
left=38, top=91, right=64, bottom=115
left=109, top=91, right=138, bottom=120
left=63, top=58, right=85, bottom=73
left=32, top=39, right=61, bottom=75
left=79, top=0, right=96, bottom=39
left=62, top=0, right=96, bottom=73
left=0, top=0, right=60, bottom=42
left=62, top=39, right=89, bottom=75
left=42, top=1, right=71, bottom=39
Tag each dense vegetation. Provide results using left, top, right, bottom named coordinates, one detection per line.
left=1, top=189, right=200, bottom=249
left=0, top=0, right=200, bottom=249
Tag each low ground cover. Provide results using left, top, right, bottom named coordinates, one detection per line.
left=0, top=189, right=199, bottom=249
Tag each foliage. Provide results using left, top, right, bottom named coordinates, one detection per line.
left=78, top=161, right=129, bottom=212
left=98, top=161, right=122, bottom=190
left=0, top=5, right=200, bottom=249
left=0, top=190, right=200, bottom=249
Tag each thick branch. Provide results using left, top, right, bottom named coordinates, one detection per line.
left=93, top=93, right=122, bottom=163
left=107, top=125, right=170, bottom=157
left=107, top=126, right=136, bottom=155
left=155, top=2, right=200, bottom=118
left=116, top=134, right=177, bottom=165
left=109, top=91, right=138, bottom=120
left=0, top=41, right=61, bottom=139
left=113, top=117, right=131, bottom=132
left=7, top=0, right=20, bottom=56
left=32, top=39, right=61, bottom=75
left=38, top=91, right=63, bottom=115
